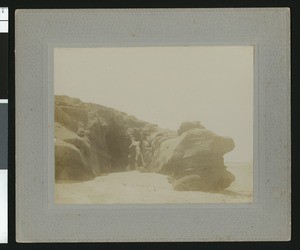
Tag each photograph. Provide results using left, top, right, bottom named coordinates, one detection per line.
left=15, top=7, right=291, bottom=242
left=54, top=46, right=253, bottom=204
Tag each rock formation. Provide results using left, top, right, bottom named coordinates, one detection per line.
left=55, top=95, right=235, bottom=191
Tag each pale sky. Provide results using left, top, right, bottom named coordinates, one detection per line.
left=54, top=46, right=253, bottom=163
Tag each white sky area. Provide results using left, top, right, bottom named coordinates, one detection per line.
left=54, top=46, right=253, bottom=163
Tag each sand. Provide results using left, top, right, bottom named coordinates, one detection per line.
left=55, top=163, right=253, bottom=204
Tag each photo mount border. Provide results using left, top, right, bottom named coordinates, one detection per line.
left=16, top=8, right=290, bottom=242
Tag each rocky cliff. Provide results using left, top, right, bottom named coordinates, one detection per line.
left=55, top=95, right=235, bottom=191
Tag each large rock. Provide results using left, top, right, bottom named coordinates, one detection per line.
left=55, top=95, right=146, bottom=180
left=55, top=139, right=95, bottom=181
left=55, top=95, right=236, bottom=192
left=177, top=121, right=205, bottom=135
left=151, top=127, right=235, bottom=191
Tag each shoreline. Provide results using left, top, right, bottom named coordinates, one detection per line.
left=55, top=163, right=253, bottom=204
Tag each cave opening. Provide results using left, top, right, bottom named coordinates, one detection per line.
left=105, top=122, right=131, bottom=172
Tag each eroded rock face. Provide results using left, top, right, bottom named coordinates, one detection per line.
left=149, top=127, right=235, bottom=191
left=177, top=121, right=205, bottom=135
left=55, top=95, right=146, bottom=181
left=55, top=139, right=93, bottom=181
left=55, top=95, right=235, bottom=192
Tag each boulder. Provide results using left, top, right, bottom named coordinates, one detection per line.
left=177, top=121, right=205, bottom=135
left=55, top=139, right=95, bottom=181
left=152, top=127, right=235, bottom=191
left=55, top=95, right=147, bottom=180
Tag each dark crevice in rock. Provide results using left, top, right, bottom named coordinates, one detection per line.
left=105, top=119, right=131, bottom=172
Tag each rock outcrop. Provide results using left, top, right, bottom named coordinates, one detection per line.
left=55, top=95, right=235, bottom=192
left=55, top=95, right=148, bottom=181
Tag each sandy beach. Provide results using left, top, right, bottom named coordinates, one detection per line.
left=55, top=163, right=253, bottom=204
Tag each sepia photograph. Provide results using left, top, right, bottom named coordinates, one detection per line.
left=15, top=8, right=291, bottom=242
left=54, top=46, right=253, bottom=204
